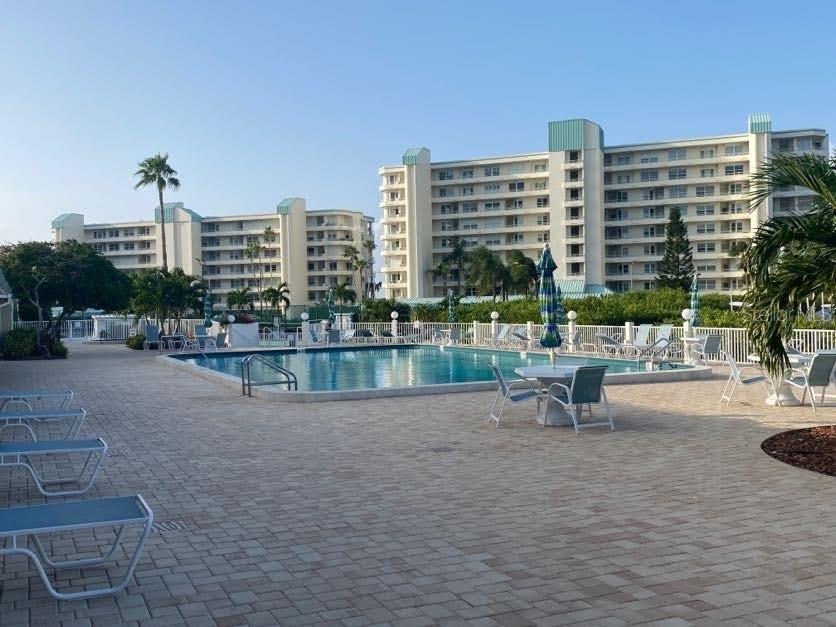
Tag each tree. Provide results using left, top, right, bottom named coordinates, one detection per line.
left=262, top=281, right=291, bottom=320
left=354, top=259, right=369, bottom=297
left=465, top=246, right=507, bottom=301
left=130, top=267, right=203, bottom=335
left=442, top=239, right=469, bottom=295
left=0, top=241, right=132, bottom=353
left=506, top=250, right=538, bottom=296
left=333, top=281, right=356, bottom=318
left=226, top=287, right=254, bottom=312
left=432, top=259, right=450, bottom=294
left=741, top=153, right=836, bottom=374
left=656, top=207, right=694, bottom=291
left=362, top=238, right=376, bottom=298
left=343, top=245, right=360, bottom=286
left=244, top=241, right=263, bottom=309
left=134, top=153, right=180, bottom=270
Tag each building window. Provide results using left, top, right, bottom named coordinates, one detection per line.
left=461, top=187, right=474, bottom=196
left=534, top=181, right=547, bottom=190
left=108, top=243, right=119, bottom=251
left=698, top=279, right=717, bottom=290
left=123, top=229, right=135, bottom=237
left=643, top=227, right=657, bottom=237
left=727, top=183, right=744, bottom=195
left=92, top=230, right=105, bottom=239
left=108, top=229, right=119, bottom=238
left=439, top=188, right=453, bottom=197
left=440, top=203, right=458, bottom=214
left=668, top=168, right=686, bottom=180
left=537, top=233, right=550, bottom=243
left=643, top=263, right=656, bottom=274
left=668, top=148, right=686, bottom=161
left=640, top=154, right=658, bottom=164
left=93, top=244, right=105, bottom=252
left=139, top=255, right=151, bottom=264
left=697, top=242, right=716, bottom=253
left=696, top=223, right=716, bottom=234
left=642, top=207, right=661, bottom=218
left=724, top=164, right=744, bottom=176
left=668, top=186, right=687, bottom=199
left=616, top=174, right=631, bottom=184
left=505, top=199, right=524, bottom=209
left=699, top=148, right=715, bottom=159
left=536, top=197, right=549, bottom=208
left=484, top=166, right=500, bottom=177
left=484, top=183, right=500, bottom=192
left=508, top=181, right=525, bottom=192
left=697, top=264, right=717, bottom=272
left=721, top=202, right=744, bottom=214
left=123, top=242, right=135, bottom=251
left=461, top=169, right=473, bottom=178
left=485, top=238, right=500, bottom=245
left=462, top=202, right=477, bottom=213
left=696, top=204, right=715, bottom=216
left=696, top=185, right=715, bottom=197
left=607, top=191, right=628, bottom=203
left=643, top=245, right=657, bottom=255
left=438, top=170, right=453, bottom=180
left=534, top=164, right=547, bottom=172
left=483, top=201, right=500, bottom=211
left=537, top=215, right=550, bottom=226
left=700, top=168, right=714, bottom=177
left=640, top=171, right=659, bottom=182
left=724, top=144, right=745, bottom=156
left=462, top=223, right=478, bottom=231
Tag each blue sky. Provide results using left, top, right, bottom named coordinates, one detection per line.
left=1, top=0, right=834, bottom=243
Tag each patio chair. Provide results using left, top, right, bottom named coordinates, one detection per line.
left=493, top=324, right=511, bottom=347
left=688, top=334, right=722, bottom=364
left=448, top=328, right=461, bottom=344
left=308, top=328, right=328, bottom=345
left=142, top=325, right=160, bottom=351
left=0, top=408, right=87, bottom=441
left=0, top=495, right=153, bottom=601
left=589, top=333, right=629, bottom=357
left=203, top=332, right=226, bottom=351
left=0, top=390, right=74, bottom=413
left=327, top=329, right=342, bottom=345
left=784, top=351, right=836, bottom=412
left=0, top=437, right=107, bottom=496
left=341, top=329, right=356, bottom=343
left=720, top=352, right=771, bottom=405
left=487, top=364, right=543, bottom=428
left=558, top=330, right=582, bottom=353
left=541, top=366, right=614, bottom=434
left=636, top=324, right=674, bottom=357
left=178, top=336, right=202, bottom=353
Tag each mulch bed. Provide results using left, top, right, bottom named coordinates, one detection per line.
left=762, top=426, right=836, bottom=476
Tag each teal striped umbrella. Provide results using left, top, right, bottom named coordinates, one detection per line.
left=690, top=275, right=701, bottom=328
left=203, top=292, right=213, bottom=328
left=537, top=244, right=562, bottom=364
left=447, top=289, right=454, bottom=323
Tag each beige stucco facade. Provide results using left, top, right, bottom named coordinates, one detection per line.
left=52, top=199, right=374, bottom=307
left=379, top=115, right=828, bottom=297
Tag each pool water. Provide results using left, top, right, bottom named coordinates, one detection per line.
left=175, top=346, right=653, bottom=392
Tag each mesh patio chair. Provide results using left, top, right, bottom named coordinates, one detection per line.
left=784, top=351, right=836, bottom=412
left=720, top=352, right=771, bottom=405
left=487, top=365, right=543, bottom=428
left=541, top=366, right=614, bottom=434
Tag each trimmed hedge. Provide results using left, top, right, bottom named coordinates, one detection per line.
left=126, top=334, right=146, bottom=350
left=0, top=328, right=38, bottom=359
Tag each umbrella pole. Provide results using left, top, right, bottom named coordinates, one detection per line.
left=549, top=348, right=555, bottom=367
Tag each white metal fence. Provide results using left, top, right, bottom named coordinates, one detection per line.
left=11, top=317, right=207, bottom=342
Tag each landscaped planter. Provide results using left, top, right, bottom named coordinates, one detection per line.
left=211, top=321, right=259, bottom=348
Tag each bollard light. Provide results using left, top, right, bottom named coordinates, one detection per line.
left=390, top=311, right=399, bottom=320
left=681, top=308, right=693, bottom=321
left=567, top=310, right=577, bottom=321
left=300, top=312, right=309, bottom=321
left=490, top=311, right=499, bottom=321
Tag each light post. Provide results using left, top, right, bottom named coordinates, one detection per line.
left=567, top=310, right=577, bottom=352
left=490, top=310, right=499, bottom=342
left=390, top=310, right=399, bottom=337
left=300, top=312, right=309, bottom=347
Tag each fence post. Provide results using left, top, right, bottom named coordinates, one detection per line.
left=490, top=311, right=499, bottom=343
left=624, top=321, right=634, bottom=344
left=300, top=313, right=309, bottom=346
left=567, top=311, right=577, bottom=353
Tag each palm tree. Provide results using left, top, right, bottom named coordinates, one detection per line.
left=343, top=245, right=360, bottom=286
left=432, top=259, right=450, bottom=294
left=465, top=246, right=507, bottom=301
left=244, top=241, right=263, bottom=309
left=134, top=154, right=180, bottom=270
left=262, top=281, right=291, bottom=322
left=333, top=281, right=356, bottom=318
left=742, top=153, right=836, bottom=374
left=442, top=239, right=468, bottom=295
left=226, top=287, right=253, bottom=313
left=354, top=259, right=369, bottom=297
left=362, top=237, right=376, bottom=298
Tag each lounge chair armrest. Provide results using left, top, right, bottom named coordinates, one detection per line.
left=545, top=382, right=571, bottom=401
left=506, top=378, right=540, bottom=393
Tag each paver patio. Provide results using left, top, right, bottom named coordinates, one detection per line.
left=1, top=343, right=835, bottom=626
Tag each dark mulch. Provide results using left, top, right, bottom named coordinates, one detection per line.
left=762, top=426, right=836, bottom=477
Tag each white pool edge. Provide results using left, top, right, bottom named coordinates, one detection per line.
left=157, top=345, right=713, bottom=403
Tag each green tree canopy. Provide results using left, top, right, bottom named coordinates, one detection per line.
left=130, top=267, right=204, bottom=334
left=465, top=246, right=508, bottom=300
left=656, top=206, right=695, bottom=291
left=506, top=249, right=538, bottom=296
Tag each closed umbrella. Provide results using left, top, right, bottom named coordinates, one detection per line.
left=447, top=288, right=454, bottom=323
left=203, top=291, right=213, bottom=328
left=537, top=243, right=562, bottom=366
left=690, top=275, right=701, bottom=328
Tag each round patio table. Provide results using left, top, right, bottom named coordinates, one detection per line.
left=515, top=365, right=582, bottom=426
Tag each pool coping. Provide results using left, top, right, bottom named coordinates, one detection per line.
left=157, top=344, right=713, bottom=403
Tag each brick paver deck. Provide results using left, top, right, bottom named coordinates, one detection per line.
left=1, top=343, right=835, bottom=626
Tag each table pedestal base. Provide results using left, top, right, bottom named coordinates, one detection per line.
left=766, top=381, right=801, bottom=406
left=537, top=404, right=573, bottom=427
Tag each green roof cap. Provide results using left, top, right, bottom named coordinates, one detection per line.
left=402, top=147, right=430, bottom=165
left=748, top=113, right=772, bottom=134
left=277, top=197, right=303, bottom=214
left=51, top=213, right=77, bottom=229
left=155, top=202, right=202, bottom=223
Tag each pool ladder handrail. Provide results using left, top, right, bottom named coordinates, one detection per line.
left=240, top=354, right=298, bottom=396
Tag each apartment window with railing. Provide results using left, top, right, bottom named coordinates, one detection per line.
left=643, top=245, right=657, bottom=255
left=644, top=263, right=656, bottom=274
left=508, top=181, right=524, bottom=192
left=140, top=241, right=152, bottom=250
left=108, top=229, right=119, bottom=238
left=668, top=148, right=686, bottom=161
left=668, top=168, right=686, bottom=180
left=123, top=229, right=135, bottom=237
left=486, top=238, right=501, bottom=245
left=123, top=242, right=135, bottom=251
left=534, top=181, right=547, bottom=190
left=697, top=242, right=716, bottom=253
left=484, top=183, right=500, bottom=192
left=696, top=223, right=715, bottom=234
left=616, top=155, right=630, bottom=165
left=642, top=207, right=662, bottom=218
left=440, top=203, right=458, bottom=214
left=698, top=279, right=717, bottom=290
left=568, top=150, right=581, bottom=163
left=537, top=215, right=549, bottom=226
left=93, top=244, right=105, bottom=252
left=461, top=187, right=474, bottom=196
left=461, top=202, right=477, bottom=213
left=616, top=174, right=631, bottom=184
left=725, top=183, right=744, bottom=195
left=462, top=223, right=478, bottom=231
left=640, top=154, right=658, bottom=163
left=643, top=226, right=658, bottom=237
left=603, top=173, right=612, bottom=184
left=640, top=171, right=659, bottom=182
left=108, top=243, right=119, bottom=251
left=506, top=199, right=524, bottom=209
left=139, top=254, right=151, bottom=264
left=603, top=154, right=612, bottom=166
left=696, top=185, right=715, bottom=197
left=645, top=188, right=666, bottom=200
left=438, top=170, right=453, bottom=180
left=721, top=202, right=744, bottom=214
left=724, top=164, right=744, bottom=176
left=697, top=264, right=717, bottom=272
left=439, top=188, right=453, bottom=197
left=700, top=168, right=714, bottom=178
left=606, top=191, right=628, bottom=203
left=536, top=197, right=549, bottom=208
left=534, top=164, right=547, bottom=172
left=699, top=148, right=715, bottom=159
left=607, top=210, right=626, bottom=221
left=537, top=233, right=549, bottom=243
left=484, top=166, right=500, bottom=177
left=483, top=201, right=500, bottom=211
left=696, top=204, right=715, bottom=215
left=668, top=186, right=687, bottom=199
left=230, top=236, right=244, bottom=245
left=727, top=221, right=746, bottom=233
left=92, top=230, right=105, bottom=239
left=724, top=144, right=745, bottom=156
left=461, top=169, right=473, bottom=179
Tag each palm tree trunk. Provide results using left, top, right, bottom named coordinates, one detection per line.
left=157, top=185, right=168, bottom=270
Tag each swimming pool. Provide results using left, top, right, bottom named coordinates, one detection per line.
left=169, top=345, right=699, bottom=399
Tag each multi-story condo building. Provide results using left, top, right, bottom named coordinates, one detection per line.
left=379, top=114, right=828, bottom=297
left=51, top=198, right=374, bottom=307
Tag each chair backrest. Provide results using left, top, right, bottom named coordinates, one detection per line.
left=145, top=325, right=159, bottom=341
left=724, top=352, right=742, bottom=380
left=570, top=366, right=608, bottom=404
left=569, top=329, right=582, bottom=346
left=309, top=328, right=319, bottom=342
left=633, top=324, right=652, bottom=345
left=328, top=329, right=341, bottom=344
left=496, top=324, right=510, bottom=340
left=450, top=328, right=461, bottom=340
left=702, top=334, right=722, bottom=355
left=490, top=364, right=509, bottom=396
left=215, top=332, right=227, bottom=347
left=194, top=326, right=208, bottom=337
left=342, top=329, right=356, bottom=340
left=657, top=325, right=673, bottom=341
left=596, top=333, right=618, bottom=347
left=381, top=330, right=393, bottom=337
left=807, top=352, right=836, bottom=386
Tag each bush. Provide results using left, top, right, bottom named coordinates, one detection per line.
left=126, top=334, right=146, bottom=350
left=50, top=339, right=69, bottom=358
left=1, top=328, right=38, bottom=359
left=359, top=299, right=411, bottom=322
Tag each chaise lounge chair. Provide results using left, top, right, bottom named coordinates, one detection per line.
left=0, top=495, right=154, bottom=600
left=0, top=408, right=87, bottom=441
left=0, top=390, right=74, bottom=413
left=0, top=437, right=107, bottom=496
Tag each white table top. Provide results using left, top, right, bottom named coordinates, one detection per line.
left=515, top=365, right=582, bottom=379
left=747, top=353, right=812, bottom=366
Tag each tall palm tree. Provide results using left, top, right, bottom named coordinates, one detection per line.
left=431, top=259, right=450, bottom=295
left=442, top=239, right=468, bottom=295
left=362, top=237, right=376, bottom=298
left=354, top=259, right=369, bottom=297
left=742, top=153, right=836, bottom=374
left=134, top=154, right=180, bottom=270
left=343, top=245, right=360, bottom=286
left=262, top=281, right=291, bottom=322
left=244, top=241, right=263, bottom=310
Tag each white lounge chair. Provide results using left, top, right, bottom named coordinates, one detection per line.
left=720, top=352, right=771, bottom=405
left=203, top=332, right=227, bottom=351
left=0, top=495, right=153, bottom=600
left=493, top=324, right=511, bottom=347
left=0, top=437, right=107, bottom=496
left=488, top=365, right=543, bottom=428
left=0, top=408, right=87, bottom=441
left=0, top=390, right=74, bottom=413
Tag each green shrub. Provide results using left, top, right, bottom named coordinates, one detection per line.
left=126, top=334, right=146, bottom=350
left=50, top=339, right=69, bottom=358
left=359, top=299, right=411, bottom=322
left=1, top=328, right=38, bottom=359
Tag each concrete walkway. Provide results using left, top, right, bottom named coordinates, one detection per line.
left=1, top=343, right=835, bottom=626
